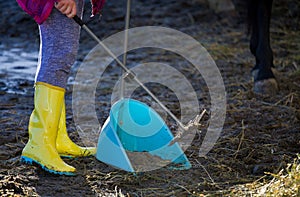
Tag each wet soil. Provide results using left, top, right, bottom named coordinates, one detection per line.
left=1, top=0, right=300, bottom=196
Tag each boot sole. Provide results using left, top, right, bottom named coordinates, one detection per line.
left=21, top=156, right=76, bottom=176
left=59, top=153, right=95, bottom=159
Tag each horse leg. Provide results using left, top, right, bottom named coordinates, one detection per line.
left=250, top=0, right=278, bottom=95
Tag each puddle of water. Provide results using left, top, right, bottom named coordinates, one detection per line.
left=0, top=45, right=84, bottom=95
left=0, top=44, right=37, bottom=94
left=0, top=45, right=37, bottom=81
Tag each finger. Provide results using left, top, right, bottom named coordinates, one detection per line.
left=54, top=2, right=64, bottom=10
left=72, top=4, right=77, bottom=16
left=67, top=13, right=74, bottom=18
left=60, top=4, right=69, bottom=13
left=67, top=5, right=77, bottom=18
left=63, top=6, right=72, bottom=15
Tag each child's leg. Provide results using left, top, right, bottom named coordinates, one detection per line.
left=36, top=0, right=84, bottom=89
left=37, top=0, right=96, bottom=156
left=21, top=0, right=95, bottom=175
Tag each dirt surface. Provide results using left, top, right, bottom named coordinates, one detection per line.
left=1, top=0, right=300, bottom=196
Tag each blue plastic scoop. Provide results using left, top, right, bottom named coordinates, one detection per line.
left=96, top=98, right=191, bottom=172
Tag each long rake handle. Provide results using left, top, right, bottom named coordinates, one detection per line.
left=73, top=16, right=187, bottom=131
left=120, top=0, right=131, bottom=99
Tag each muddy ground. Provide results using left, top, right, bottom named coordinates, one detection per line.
left=1, top=0, right=300, bottom=196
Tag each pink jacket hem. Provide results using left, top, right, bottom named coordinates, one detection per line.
left=16, top=0, right=105, bottom=24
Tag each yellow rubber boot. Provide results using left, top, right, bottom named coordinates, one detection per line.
left=56, top=101, right=96, bottom=157
left=21, top=82, right=76, bottom=176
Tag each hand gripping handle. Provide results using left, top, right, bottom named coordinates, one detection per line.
left=73, top=15, right=85, bottom=26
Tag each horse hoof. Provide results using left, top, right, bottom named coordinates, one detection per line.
left=251, top=68, right=279, bottom=81
left=253, top=78, right=279, bottom=95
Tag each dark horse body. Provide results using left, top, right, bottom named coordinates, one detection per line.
left=248, top=0, right=278, bottom=94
